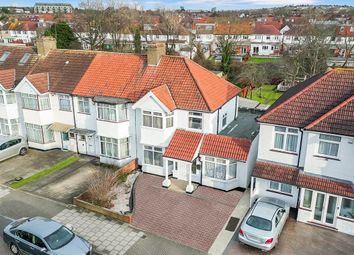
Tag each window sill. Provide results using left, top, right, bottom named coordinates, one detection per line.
left=96, top=119, right=129, bottom=124
left=266, top=189, right=293, bottom=197
left=270, top=149, right=298, bottom=156
left=299, top=207, right=312, bottom=212
left=59, top=109, right=72, bottom=112
left=141, top=126, right=164, bottom=130
left=337, top=216, right=354, bottom=223
left=143, top=163, right=163, bottom=168
left=313, top=155, right=340, bottom=161
left=77, top=112, right=91, bottom=115
left=203, top=176, right=237, bottom=183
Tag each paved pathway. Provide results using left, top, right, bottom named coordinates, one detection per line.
left=0, top=186, right=10, bottom=199
left=53, top=209, right=144, bottom=255
left=133, top=174, right=243, bottom=252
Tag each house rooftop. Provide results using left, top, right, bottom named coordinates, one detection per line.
left=258, top=68, right=354, bottom=137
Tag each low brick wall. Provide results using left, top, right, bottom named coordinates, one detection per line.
left=74, top=196, right=132, bottom=223
left=74, top=158, right=138, bottom=224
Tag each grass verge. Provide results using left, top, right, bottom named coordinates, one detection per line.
left=10, top=155, right=80, bottom=189
left=246, top=85, right=283, bottom=105
left=247, top=57, right=280, bottom=64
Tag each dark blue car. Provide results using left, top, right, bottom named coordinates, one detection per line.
left=3, top=217, right=92, bottom=255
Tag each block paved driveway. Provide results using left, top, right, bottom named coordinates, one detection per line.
left=132, top=174, right=243, bottom=252
left=223, top=217, right=354, bottom=255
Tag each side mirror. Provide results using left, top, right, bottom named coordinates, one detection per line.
left=281, top=208, right=286, bottom=213
left=65, top=224, right=74, bottom=231
left=40, top=247, right=48, bottom=252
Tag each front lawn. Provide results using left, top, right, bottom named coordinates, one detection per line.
left=10, top=155, right=80, bottom=189
left=247, top=57, right=280, bottom=64
left=246, top=85, right=282, bottom=105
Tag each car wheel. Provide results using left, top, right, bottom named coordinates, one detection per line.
left=9, top=243, right=19, bottom=255
left=19, top=148, right=27, bottom=156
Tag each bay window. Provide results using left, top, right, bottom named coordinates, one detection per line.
left=188, top=112, right=203, bottom=130
left=21, top=93, right=51, bottom=110
left=39, top=95, right=51, bottom=110
left=205, top=157, right=227, bottom=180
left=100, top=136, right=130, bottom=159
left=0, top=118, right=10, bottom=135
left=5, top=92, right=16, bottom=104
left=166, top=113, right=174, bottom=128
left=318, top=134, right=341, bottom=157
left=143, top=111, right=163, bottom=129
left=10, top=119, right=19, bottom=135
left=0, top=91, right=4, bottom=104
left=274, top=126, right=298, bottom=152
left=59, top=94, right=71, bottom=111
left=144, top=145, right=163, bottom=166
left=25, top=123, right=54, bottom=144
left=269, top=181, right=292, bottom=194
left=97, top=103, right=127, bottom=122
left=340, top=198, right=354, bottom=219
left=78, top=97, right=90, bottom=114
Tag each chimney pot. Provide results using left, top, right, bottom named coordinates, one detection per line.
left=36, top=36, right=57, bottom=57
left=147, top=43, right=166, bottom=66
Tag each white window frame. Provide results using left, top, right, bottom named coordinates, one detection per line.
left=269, top=181, right=292, bottom=194
left=273, top=126, right=299, bottom=153
left=58, top=94, right=71, bottom=111
left=10, top=119, right=19, bottom=135
left=317, top=134, right=341, bottom=158
left=0, top=118, right=10, bottom=135
left=97, top=103, right=127, bottom=122
left=143, top=145, right=163, bottom=167
left=339, top=197, right=354, bottom=220
left=5, top=92, right=16, bottom=104
left=142, top=111, right=163, bottom=129
left=166, top=112, right=174, bottom=128
left=78, top=97, right=90, bottom=114
left=204, top=156, right=236, bottom=181
left=222, top=113, right=227, bottom=128
left=25, top=123, right=54, bottom=144
left=188, top=112, right=203, bottom=130
left=100, top=136, right=130, bottom=159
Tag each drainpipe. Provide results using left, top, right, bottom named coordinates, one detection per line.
left=71, top=96, right=79, bottom=154
left=216, top=108, right=220, bottom=134
left=134, top=107, right=138, bottom=161
left=296, top=128, right=304, bottom=168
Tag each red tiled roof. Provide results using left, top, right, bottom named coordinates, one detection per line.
left=253, top=24, right=280, bottom=35
left=26, top=72, right=49, bottom=93
left=200, top=134, right=251, bottom=161
left=253, top=161, right=354, bottom=199
left=337, top=25, right=354, bottom=37
left=164, top=129, right=203, bottom=162
left=305, top=95, right=354, bottom=137
left=258, top=69, right=354, bottom=136
left=0, top=69, right=15, bottom=89
left=74, top=54, right=240, bottom=112
left=151, top=84, right=176, bottom=111
left=214, top=22, right=253, bottom=35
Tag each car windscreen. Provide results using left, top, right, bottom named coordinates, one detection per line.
left=44, top=226, right=74, bottom=250
left=246, top=215, right=272, bottom=231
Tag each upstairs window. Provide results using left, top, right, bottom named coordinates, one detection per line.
left=78, top=97, right=90, bottom=114
left=0, top=51, right=10, bottom=63
left=19, top=53, right=31, bottom=65
left=0, top=91, right=4, bottom=104
left=274, top=126, right=298, bottom=153
left=97, top=103, right=127, bottom=122
left=58, top=95, right=71, bottom=111
left=143, top=111, right=162, bottom=129
left=188, top=112, right=203, bottom=130
left=318, top=134, right=341, bottom=157
left=166, top=112, right=174, bottom=128
left=21, top=93, right=50, bottom=110
left=6, top=92, right=16, bottom=104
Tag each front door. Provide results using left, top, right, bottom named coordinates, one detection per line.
left=86, top=135, right=96, bottom=156
left=61, top=132, right=69, bottom=150
left=313, top=192, right=338, bottom=226
left=77, top=134, right=87, bottom=154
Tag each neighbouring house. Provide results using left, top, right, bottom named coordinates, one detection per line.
left=250, top=68, right=354, bottom=236
left=4, top=38, right=257, bottom=192
left=0, top=21, right=38, bottom=45
left=34, top=3, right=73, bottom=14
left=0, top=46, right=38, bottom=136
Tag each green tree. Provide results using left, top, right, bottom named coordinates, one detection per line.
left=1, top=7, right=10, bottom=14
left=44, top=22, right=79, bottom=49
left=217, top=36, right=234, bottom=75
left=134, top=29, right=141, bottom=54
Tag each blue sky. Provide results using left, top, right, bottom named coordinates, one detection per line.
left=2, top=0, right=353, bottom=10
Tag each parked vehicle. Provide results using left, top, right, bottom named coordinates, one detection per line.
left=238, top=197, right=289, bottom=251
left=0, top=136, right=28, bottom=162
left=3, top=217, right=92, bottom=255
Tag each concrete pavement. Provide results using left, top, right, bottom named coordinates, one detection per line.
left=0, top=215, right=12, bottom=255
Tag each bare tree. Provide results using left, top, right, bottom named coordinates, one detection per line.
left=158, top=9, right=182, bottom=54
left=334, top=27, right=354, bottom=67
left=238, top=64, right=267, bottom=99
left=73, top=0, right=107, bottom=50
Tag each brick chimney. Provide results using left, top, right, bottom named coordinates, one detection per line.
left=147, top=43, right=166, bottom=66
left=36, top=36, right=57, bottom=57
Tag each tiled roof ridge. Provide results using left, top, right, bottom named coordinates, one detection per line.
left=206, top=132, right=251, bottom=142
left=258, top=69, right=336, bottom=122
left=49, top=48, right=145, bottom=57
left=305, top=94, right=354, bottom=130
left=183, top=58, right=212, bottom=112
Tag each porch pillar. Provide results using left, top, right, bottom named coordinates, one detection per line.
left=162, top=160, right=171, bottom=188
left=186, top=164, right=194, bottom=193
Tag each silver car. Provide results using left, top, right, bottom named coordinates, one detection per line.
left=3, top=217, right=92, bottom=255
left=238, top=197, right=290, bottom=251
left=0, top=136, right=28, bottom=162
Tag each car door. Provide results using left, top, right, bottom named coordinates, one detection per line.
left=8, top=139, right=21, bottom=157
left=274, top=209, right=286, bottom=240
left=0, top=141, right=11, bottom=160
left=31, top=234, right=50, bottom=255
left=15, top=230, right=34, bottom=255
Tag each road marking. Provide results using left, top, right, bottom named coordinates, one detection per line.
left=0, top=187, right=10, bottom=199
left=227, top=124, right=238, bottom=134
left=0, top=214, right=15, bottom=221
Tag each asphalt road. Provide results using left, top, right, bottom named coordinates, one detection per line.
left=0, top=215, right=12, bottom=255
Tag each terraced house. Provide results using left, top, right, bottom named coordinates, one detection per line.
left=251, top=68, right=354, bottom=236
left=0, top=37, right=258, bottom=193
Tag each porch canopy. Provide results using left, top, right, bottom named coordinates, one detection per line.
left=48, top=122, right=74, bottom=133
left=69, top=128, right=96, bottom=135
